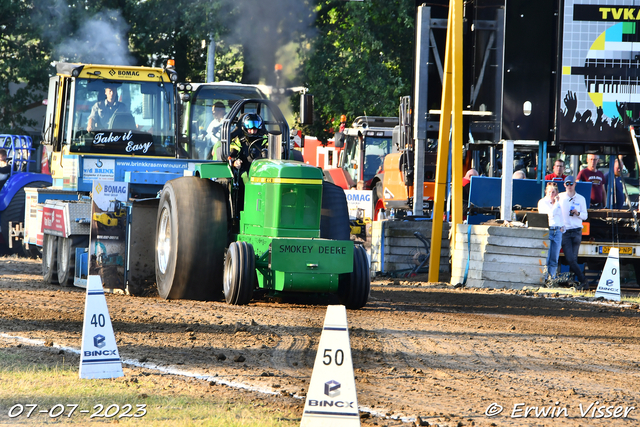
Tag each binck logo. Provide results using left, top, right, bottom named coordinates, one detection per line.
left=93, top=334, right=106, bottom=348
left=308, top=399, right=355, bottom=408
left=324, top=380, right=341, bottom=397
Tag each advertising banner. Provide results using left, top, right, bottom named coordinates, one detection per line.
left=344, top=190, right=373, bottom=221
left=42, top=204, right=67, bottom=237
left=90, top=181, right=129, bottom=290
left=558, top=0, right=640, bottom=145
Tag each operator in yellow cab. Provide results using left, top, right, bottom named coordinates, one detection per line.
left=87, top=86, right=127, bottom=132
left=229, top=113, right=268, bottom=181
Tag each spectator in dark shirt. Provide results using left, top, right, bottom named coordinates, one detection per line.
left=605, top=158, right=626, bottom=209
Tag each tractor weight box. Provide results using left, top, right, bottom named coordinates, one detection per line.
left=269, top=238, right=353, bottom=274
left=265, top=238, right=354, bottom=293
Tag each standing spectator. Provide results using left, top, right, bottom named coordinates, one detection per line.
left=559, top=176, right=589, bottom=290
left=545, top=159, right=567, bottom=182
left=577, top=153, right=606, bottom=207
left=538, top=182, right=565, bottom=281
left=462, top=168, right=478, bottom=187
left=605, top=157, right=626, bottom=209
left=462, top=168, right=478, bottom=207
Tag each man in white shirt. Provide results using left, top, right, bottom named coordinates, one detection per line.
left=558, top=175, right=589, bottom=290
left=206, top=101, right=227, bottom=159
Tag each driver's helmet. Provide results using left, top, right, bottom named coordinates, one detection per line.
left=241, top=113, right=264, bottom=137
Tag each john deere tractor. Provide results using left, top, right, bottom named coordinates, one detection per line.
left=154, top=99, right=369, bottom=309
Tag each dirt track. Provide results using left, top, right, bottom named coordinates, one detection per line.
left=1, top=255, right=640, bottom=426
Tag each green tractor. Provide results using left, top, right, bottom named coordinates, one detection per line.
left=154, top=99, right=370, bottom=309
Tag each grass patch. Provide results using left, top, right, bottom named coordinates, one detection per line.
left=0, top=347, right=300, bottom=426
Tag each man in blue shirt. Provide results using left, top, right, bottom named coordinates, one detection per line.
left=605, top=158, right=625, bottom=209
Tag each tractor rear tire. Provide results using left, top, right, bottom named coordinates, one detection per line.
left=290, top=149, right=304, bottom=162
left=155, top=177, right=228, bottom=300
left=42, top=234, right=58, bottom=284
left=223, top=241, right=255, bottom=305
left=57, top=235, right=88, bottom=287
left=339, top=245, right=370, bottom=309
left=320, top=181, right=350, bottom=241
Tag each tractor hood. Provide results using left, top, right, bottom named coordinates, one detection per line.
left=249, top=159, right=323, bottom=182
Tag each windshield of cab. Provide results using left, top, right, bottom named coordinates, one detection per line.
left=68, top=78, right=176, bottom=156
left=362, top=136, right=393, bottom=181
left=340, top=135, right=393, bottom=182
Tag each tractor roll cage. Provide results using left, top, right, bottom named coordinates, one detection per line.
left=220, top=98, right=290, bottom=161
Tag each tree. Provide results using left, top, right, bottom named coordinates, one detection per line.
left=0, top=0, right=137, bottom=134
left=0, top=0, right=52, bottom=133
left=297, top=0, right=415, bottom=142
left=0, top=0, right=240, bottom=133
left=0, top=0, right=415, bottom=139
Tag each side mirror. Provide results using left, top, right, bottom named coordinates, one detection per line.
left=334, top=132, right=345, bottom=148
left=300, top=94, right=314, bottom=125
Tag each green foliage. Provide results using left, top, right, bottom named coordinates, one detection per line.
left=0, top=0, right=52, bottom=133
left=0, top=0, right=416, bottom=139
left=296, top=0, right=415, bottom=142
left=127, top=0, right=220, bottom=81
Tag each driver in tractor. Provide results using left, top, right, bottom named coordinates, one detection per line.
left=228, top=113, right=268, bottom=179
left=86, top=85, right=129, bottom=132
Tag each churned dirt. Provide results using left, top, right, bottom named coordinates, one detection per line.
left=1, top=255, right=640, bottom=426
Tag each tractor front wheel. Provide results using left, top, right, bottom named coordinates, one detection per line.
left=155, top=177, right=228, bottom=300
left=42, top=234, right=58, bottom=284
left=339, top=245, right=370, bottom=309
left=223, top=241, right=255, bottom=305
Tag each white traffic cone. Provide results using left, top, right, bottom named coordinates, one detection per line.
left=79, top=275, right=123, bottom=379
left=301, top=305, right=360, bottom=426
left=595, top=248, right=621, bottom=302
